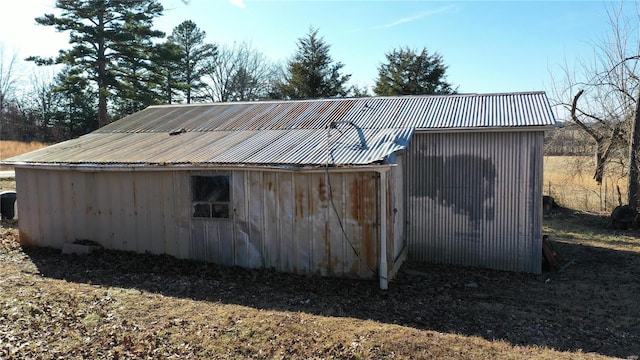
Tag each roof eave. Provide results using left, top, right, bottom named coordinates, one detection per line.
left=415, top=125, right=556, bottom=133
left=5, top=162, right=396, bottom=173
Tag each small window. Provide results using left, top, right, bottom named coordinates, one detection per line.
left=191, top=175, right=230, bottom=219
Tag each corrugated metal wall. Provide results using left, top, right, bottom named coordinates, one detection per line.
left=190, top=170, right=382, bottom=278
left=406, top=131, right=543, bottom=273
left=391, top=154, right=405, bottom=260
left=15, top=167, right=391, bottom=279
left=16, top=169, right=192, bottom=258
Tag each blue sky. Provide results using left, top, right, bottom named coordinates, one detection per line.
left=0, top=0, right=632, bottom=96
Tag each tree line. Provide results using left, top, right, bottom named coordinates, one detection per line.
left=0, top=0, right=455, bottom=143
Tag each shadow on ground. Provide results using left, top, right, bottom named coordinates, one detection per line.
left=14, top=211, right=640, bottom=359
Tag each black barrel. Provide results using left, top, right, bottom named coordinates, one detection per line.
left=0, top=191, right=17, bottom=220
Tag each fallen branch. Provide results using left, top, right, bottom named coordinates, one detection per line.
left=558, top=259, right=576, bottom=273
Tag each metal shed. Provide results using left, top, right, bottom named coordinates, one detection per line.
left=2, top=92, right=555, bottom=287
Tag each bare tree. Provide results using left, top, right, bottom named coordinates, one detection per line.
left=550, top=2, right=640, bottom=207
left=203, top=42, right=279, bottom=102
left=0, top=44, right=18, bottom=111
left=25, top=68, right=59, bottom=129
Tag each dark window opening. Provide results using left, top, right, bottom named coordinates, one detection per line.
left=192, top=175, right=230, bottom=219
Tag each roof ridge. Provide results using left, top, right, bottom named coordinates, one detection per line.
left=147, top=91, right=548, bottom=109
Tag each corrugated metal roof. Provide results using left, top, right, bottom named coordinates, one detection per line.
left=96, top=92, right=555, bottom=133
left=4, top=92, right=555, bottom=167
left=5, top=129, right=414, bottom=166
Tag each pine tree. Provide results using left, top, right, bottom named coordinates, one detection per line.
left=275, top=28, right=351, bottom=99
left=374, top=47, right=455, bottom=96
left=53, top=66, right=99, bottom=138
left=152, top=41, right=187, bottom=105
left=28, top=0, right=164, bottom=127
left=168, top=20, right=217, bottom=104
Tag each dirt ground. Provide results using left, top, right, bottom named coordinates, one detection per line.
left=1, top=207, right=640, bottom=359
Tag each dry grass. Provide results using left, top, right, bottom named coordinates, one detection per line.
left=0, top=140, right=49, bottom=159
left=0, top=140, right=49, bottom=170
left=544, top=156, right=628, bottom=213
left=0, top=179, right=15, bottom=192
left=2, top=213, right=639, bottom=359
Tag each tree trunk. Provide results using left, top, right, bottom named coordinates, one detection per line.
left=97, top=10, right=108, bottom=128
left=627, top=93, right=640, bottom=209
left=98, top=91, right=108, bottom=128
left=166, top=73, right=173, bottom=104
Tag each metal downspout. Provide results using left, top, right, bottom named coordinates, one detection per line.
left=378, top=169, right=389, bottom=289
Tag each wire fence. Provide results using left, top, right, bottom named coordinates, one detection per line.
left=544, top=178, right=627, bottom=213
left=544, top=156, right=628, bottom=214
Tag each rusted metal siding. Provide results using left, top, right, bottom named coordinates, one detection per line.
left=189, top=170, right=381, bottom=278
left=15, top=168, right=192, bottom=258
left=406, top=131, right=543, bottom=273
left=15, top=167, right=395, bottom=279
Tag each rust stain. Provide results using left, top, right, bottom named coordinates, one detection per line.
left=325, top=225, right=332, bottom=273
left=318, top=175, right=327, bottom=203
left=361, top=224, right=374, bottom=271
left=325, top=99, right=357, bottom=126
left=361, top=172, right=378, bottom=270
left=349, top=177, right=360, bottom=220
left=295, top=189, right=304, bottom=218
left=18, top=230, right=32, bottom=245
left=132, top=180, right=138, bottom=213
left=344, top=172, right=380, bottom=277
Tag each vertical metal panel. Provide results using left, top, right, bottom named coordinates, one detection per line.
left=391, top=154, right=405, bottom=260
left=171, top=172, right=191, bottom=260
left=326, top=172, right=345, bottom=276
left=294, top=172, right=312, bottom=273
left=358, top=172, right=379, bottom=277
left=15, top=169, right=191, bottom=259
left=261, top=171, right=280, bottom=270
left=13, top=169, right=31, bottom=244
left=191, top=219, right=206, bottom=261
left=278, top=172, right=295, bottom=273
left=217, top=220, right=235, bottom=266
left=15, top=167, right=385, bottom=279
left=155, top=172, right=173, bottom=255
left=246, top=171, right=265, bottom=268
left=406, top=131, right=543, bottom=273
left=309, top=172, right=327, bottom=274
left=134, top=172, right=152, bottom=253
left=41, top=170, right=61, bottom=248
left=232, top=172, right=254, bottom=268
left=61, top=170, right=80, bottom=246
left=187, top=169, right=380, bottom=279
left=37, top=169, right=56, bottom=247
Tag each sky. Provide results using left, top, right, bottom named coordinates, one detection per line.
left=0, top=0, right=635, bottom=102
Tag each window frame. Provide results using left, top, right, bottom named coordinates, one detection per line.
left=190, top=173, right=232, bottom=220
